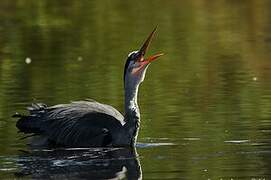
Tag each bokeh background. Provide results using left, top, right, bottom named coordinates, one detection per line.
left=0, top=0, right=271, bottom=179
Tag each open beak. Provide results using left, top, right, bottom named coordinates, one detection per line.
left=133, top=27, right=163, bottom=75
left=138, top=27, right=164, bottom=63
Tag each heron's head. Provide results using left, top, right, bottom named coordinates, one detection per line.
left=124, top=28, right=163, bottom=89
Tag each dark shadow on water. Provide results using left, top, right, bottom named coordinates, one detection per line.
left=14, top=147, right=142, bottom=179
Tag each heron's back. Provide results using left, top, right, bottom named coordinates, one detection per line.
left=15, top=100, right=126, bottom=147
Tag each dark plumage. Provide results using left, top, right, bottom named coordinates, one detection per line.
left=16, top=101, right=125, bottom=147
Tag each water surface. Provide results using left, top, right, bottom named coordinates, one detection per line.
left=0, top=0, right=271, bottom=179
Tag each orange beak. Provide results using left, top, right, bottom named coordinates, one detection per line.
left=132, top=27, right=164, bottom=75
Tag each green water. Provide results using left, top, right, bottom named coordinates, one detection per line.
left=0, top=0, right=271, bottom=179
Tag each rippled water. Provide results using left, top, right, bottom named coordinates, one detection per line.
left=0, top=0, right=271, bottom=179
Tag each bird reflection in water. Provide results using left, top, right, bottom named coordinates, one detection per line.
left=15, top=147, right=142, bottom=179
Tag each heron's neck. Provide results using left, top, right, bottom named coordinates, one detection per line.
left=124, top=83, right=140, bottom=121
left=124, top=82, right=140, bottom=145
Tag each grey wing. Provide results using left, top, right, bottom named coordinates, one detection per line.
left=69, top=100, right=124, bottom=124
left=40, top=101, right=125, bottom=147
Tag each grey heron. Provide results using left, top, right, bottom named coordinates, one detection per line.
left=14, top=28, right=163, bottom=147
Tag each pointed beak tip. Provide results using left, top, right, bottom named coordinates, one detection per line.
left=139, top=27, right=158, bottom=56
left=158, top=53, right=164, bottom=56
left=146, top=52, right=164, bottom=63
